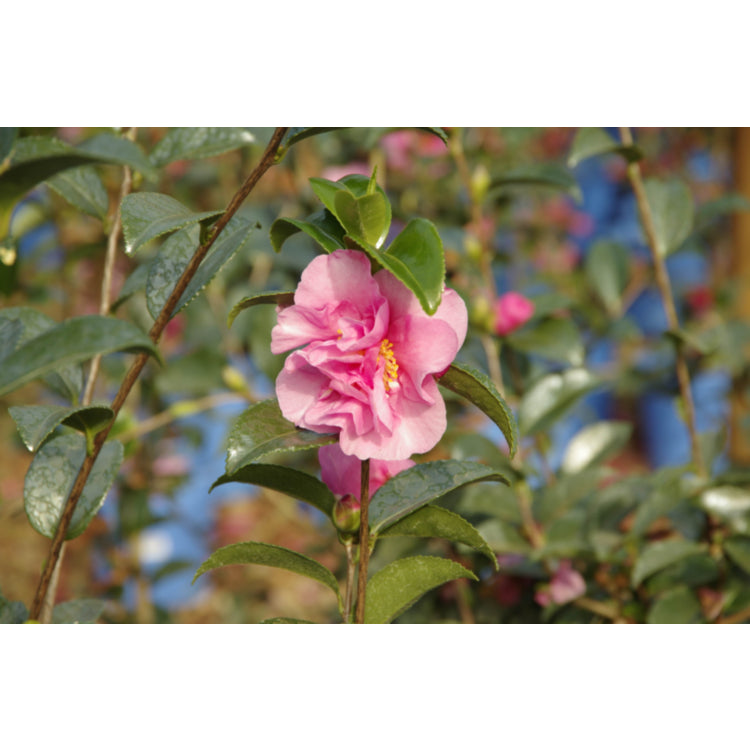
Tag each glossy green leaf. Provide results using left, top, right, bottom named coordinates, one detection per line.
left=75, top=133, right=156, bottom=178
left=364, top=556, right=477, bottom=624
left=51, top=599, right=105, bottom=624
left=508, top=317, right=584, bottom=366
left=225, top=399, right=337, bottom=475
left=0, top=315, right=160, bottom=398
left=146, top=216, right=255, bottom=320
left=724, top=537, right=750, bottom=575
left=379, top=505, right=498, bottom=569
left=211, top=463, right=335, bottom=518
left=9, top=403, right=114, bottom=452
left=643, top=178, right=694, bottom=258
left=120, top=192, right=223, bottom=255
left=631, top=539, right=707, bottom=588
left=647, top=586, right=703, bottom=624
left=150, top=127, right=255, bottom=167
left=518, top=368, right=601, bottom=436
left=270, top=210, right=346, bottom=254
left=585, top=240, right=630, bottom=315
left=0, top=127, right=17, bottom=163
left=47, top=166, right=109, bottom=220
left=439, top=362, right=519, bottom=456
left=382, top=218, right=444, bottom=314
left=561, top=421, right=633, bottom=474
left=334, top=189, right=391, bottom=248
left=369, top=459, right=510, bottom=534
left=0, top=134, right=154, bottom=237
left=227, top=290, right=295, bottom=329
left=24, top=433, right=123, bottom=540
left=193, top=541, right=342, bottom=612
left=567, top=127, right=642, bottom=168
left=490, top=163, right=582, bottom=202
left=0, top=308, right=82, bottom=401
left=280, top=128, right=347, bottom=154
left=699, top=486, right=750, bottom=533
left=111, top=261, right=151, bottom=310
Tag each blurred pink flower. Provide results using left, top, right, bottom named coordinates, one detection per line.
left=319, top=443, right=414, bottom=499
left=272, top=249, right=467, bottom=461
left=381, top=130, right=447, bottom=173
left=535, top=560, right=586, bottom=607
left=493, top=292, right=535, bottom=336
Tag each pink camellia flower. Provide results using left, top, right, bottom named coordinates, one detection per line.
left=534, top=560, right=586, bottom=607
left=271, top=249, right=467, bottom=461
left=493, top=291, right=535, bottom=336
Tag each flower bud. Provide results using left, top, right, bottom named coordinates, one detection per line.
left=464, top=234, right=482, bottom=262
left=470, top=164, right=491, bottom=204
left=333, top=493, right=361, bottom=534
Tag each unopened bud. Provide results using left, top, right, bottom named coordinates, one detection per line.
left=470, top=164, right=491, bottom=204
left=333, top=493, right=361, bottom=534
left=470, top=296, right=493, bottom=332
left=464, top=234, right=482, bottom=262
left=222, top=366, right=247, bottom=393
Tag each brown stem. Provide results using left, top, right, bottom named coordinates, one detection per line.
left=28, top=127, right=289, bottom=621
left=343, top=541, right=357, bottom=624
left=619, top=127, right=706, bottom=478
left=354, top=458, right=371, bottom=624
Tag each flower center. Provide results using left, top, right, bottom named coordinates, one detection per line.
left=378, top=338, right=399, bottom=392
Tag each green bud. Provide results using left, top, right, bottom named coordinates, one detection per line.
left=470, top=164, right=491, bottom=204
left=333, top=493, right=361, bottom=534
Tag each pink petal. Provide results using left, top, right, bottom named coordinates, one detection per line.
left=493, top=292, right=535, bottom=336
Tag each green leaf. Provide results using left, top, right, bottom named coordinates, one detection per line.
left=695, top=192, right=750, bottom=229
left=382, top=218, right=445, bottom=314
left=0, top=315, right=160, bottom=398
left=46, top=166, right=109, bottom=220
left=364, top=556, right=477, bottom=624
left=0, top=592, right=28, bottom=624
left=309, top=174, right=392, bottom=250
left=724, top=537, right=750, bottom=575
left=51, top=598, right=105, bottom=624
left=9, top=403, right=114, bottom=452
left=225, top=399, right=337, bottom=475
left=0, top=127, right=18, bottom=164
left=0, top=134, right=155, bottom=237
left=643, top=178, right=694, bottom=258
left=699, top=486, right=750, bottom=533
left=0, top=307, right=82, bottom=401
left=561, top=421, right=633, bottom=474
left=120, top=192, right=223, bottom=255
left=664, top=328, right=715, bottom=356
left=380, top=505, right=498, bottom=569
left=24, top=433, right=123, bottom=540
left=631, top=539, right=707, bottom=588
left=439, top=362, right=519, bottom=457
left=211, top=464, right=335, bottom=518
left=647, top=586, right=703, bottom=624
left=585, top=240, right=630, bottom=315
left=227, top=291, right=295, bottom=329
left=369, top=459, right=509, bottom=534
left=75, top=133, right=156, bottom=178
left=489, top=163, right=582, bottom=202
left=280, top=128, right=348, bottom=153
left=476, top=518, right=532, bottom=555
left=334, top=189, right=391, bottom=249
left=111, top=261, right=151, bottom=310
left=150, top=127, right=255, bottom=167
left=270, top=210, right=347, bottom=254
left=193, top=541, right=342, bottom=613
left=261, top=617, right=314, bottom=624
left=146, top=216, right=255, bottom=320
left=507, top=317, right=584, bottom=366
left=567, top=127, right=642, bottom=168
left=518, top=368, right=601, bottom=436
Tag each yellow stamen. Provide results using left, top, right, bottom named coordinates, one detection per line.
left=378, top=339, right=399, bottom=392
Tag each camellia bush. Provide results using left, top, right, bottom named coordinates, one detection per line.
left=1, top=126, right=749, bottom=624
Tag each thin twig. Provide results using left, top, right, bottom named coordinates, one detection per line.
left=28, top=127, right=289, bottom=621
left=354, top=459, right=371, bottom=624
left=619, top=127, right=706, bottom=477
left=344, top=542, right=357, bottom=624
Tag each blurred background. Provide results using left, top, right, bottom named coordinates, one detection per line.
left=2, top=127, right=749, bottom=623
